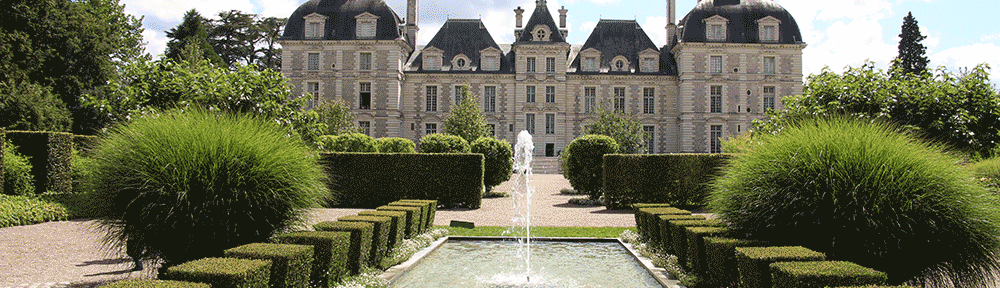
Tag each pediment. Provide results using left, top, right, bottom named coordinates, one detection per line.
left=704, top=15, right=729, bottom=23
left=355, top=12, right=380, bottom=20
left=422, top=46, right=444, bottom=54
left=756, top=16, right=781, bottom=24
left=480, top=46, right=502, bottom=55
left=580, top=48, right=602, bottom=55
left=639, top=48, right=660, bottom=56
left=303, top=13, right=328, bottom=20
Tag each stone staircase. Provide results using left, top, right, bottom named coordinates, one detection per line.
left=532, top=156, right=562, bottom=175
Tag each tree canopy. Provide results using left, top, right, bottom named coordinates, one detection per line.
left=584, top=103, right=644, bottom=154
left=444, top=85, right=489, bottom=144
left=893, top=12, right=929, bottom=76
left=165, top=10, right=224, bottom=66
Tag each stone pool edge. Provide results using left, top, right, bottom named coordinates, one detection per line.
left=378, top=236, right=686, bottom=288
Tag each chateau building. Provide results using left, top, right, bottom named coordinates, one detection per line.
left=279, top=0, right=806, bottom=155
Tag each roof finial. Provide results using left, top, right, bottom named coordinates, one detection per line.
left=536, top=0, right=546, bottom=7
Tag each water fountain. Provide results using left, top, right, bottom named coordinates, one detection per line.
left=507, top=130, right=535, bottom=284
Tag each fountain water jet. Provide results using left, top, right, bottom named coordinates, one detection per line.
left=509, top=130, right=534, bottom=283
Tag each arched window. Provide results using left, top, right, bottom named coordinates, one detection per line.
left=456, top=59, right=466, bottom=68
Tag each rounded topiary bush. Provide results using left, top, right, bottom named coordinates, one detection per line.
left=3, top=140, right=34, bottom=196
left=375, top=137, right=416, bottom=153
left=419, top=133, right=470, bottom=153
left=318, top=133, right=378, bottom=153
left=563, top=135, right=618, bottom=200
left=710, top=117, right=1000, bottom=285
left=471, top=137, right=513, bottom=193
left=85, top=108, right=327, bottom=267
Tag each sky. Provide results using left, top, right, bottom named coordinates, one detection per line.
left=123, top=0, right=1000, bottom=84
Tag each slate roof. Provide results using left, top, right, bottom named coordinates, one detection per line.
left=515, top=3, right=566, bottom=43
left=282, top=0, right=403, bottom=41
left=679, top=0, right=803, bottom=44
left=408, top=19, right=512, bottom=73
left=569, top=20, right=677, bottom=75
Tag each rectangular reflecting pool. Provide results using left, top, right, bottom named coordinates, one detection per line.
left=386, top=237, right=668, bottom=288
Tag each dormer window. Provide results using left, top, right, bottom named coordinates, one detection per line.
left=757, top=16, right=782, bottom=43
left=355, top=12, right=379, bottom=39
left=639, top=48, right=659, bottom=73
left=611, top=56, right=629, bottom=72
left=426, top=56, right=440, bottom=70
left=704, top=15, right=729, bottom=41
left=584, top=57, right=597, bottom=71
left=531, top=25, right=551, bottom=42
left=616, top=60, right=625, bottom=70
left=452, top=54, right=470, bottom=70
left=480, top=47, right=502, bottom=71
left=303, top=13, right=328, bottom=39
left=579, top=48, right=601, bottom=72
left=422, top=46, right=444, bottom=71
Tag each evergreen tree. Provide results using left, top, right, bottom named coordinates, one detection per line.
left=165, top=10, right=223, bottom=66
left=585, top=102, right=644, bottom=154
left=255, top=17, right=286, bottom=71
left=892, top=12, right=929, bottom=76
left=443, top=85, right=489, bottom=144
left=208, top=10, right=258, bottom=67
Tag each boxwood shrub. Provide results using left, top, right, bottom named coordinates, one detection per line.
left=358, top=210, right=406, bottom=249
left=657, top=214, right=706, bottom=255
left=322, top=152, right=483, bottom=208
left=631, top=203, right=674, bottom=236
left=317, top=133, right=378, bottom=153
left=470, top=137, right=513, bottom=193
left=389, top=201, right=429, bottom=233
left=398, top=199, right=438, bottom=230
left=604, top=153, right=732, bottom=208
left=374, top=137, right=416, bottom=153
left=162, top=257, right=271, bottom=288
left=6, top=131, right=72, bottom=194
left=635, top=207, right=690, bottom=245
left=103, top=279, right=211, bottom=288
left=770, top=261, right=888, bottom=288
left=376, top=205, right=422, bottom=238
left=685, top=226, right=730, bottom=274
left=419, top=133, right=470, bottom=153
left=274, top=231, right=351, bottom=286
left=337, top=215, right=392, bottom=265
left=224, top=243, right=314, bottom=288
left=313, top=221, right=373, bottom=275
left=735, top=246, right=826, bottom=288
left=704, top=237, right=769, bottom=287
left=670, top=219, right=726, bottom=267
left=562, top=135, right=618, bottom=200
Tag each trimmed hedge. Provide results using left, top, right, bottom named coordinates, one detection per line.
left=635, top=207, right=690, bottom=242
left=389, top=201, right=429, bottom=233
left=72, top=135, right=98, bottom=155
left=562, top=134, right=618, bottom=199
left=631, top=203, right=674, bottom=231
left=1, top=129, right=4, bottom=195
left=603, top=153, right=732, bottom=208
left=6, top=131, right=73, bottom=194
left=685, top=226, right=730, bottom=274
left=224, top=243, right=313, bottom=288
left=704, top=237, right=770, bottom=287
left=313, top=221, right=374, bottom=275
left=104, top=279, right=211, bottom=288
left=470, top=137, right=513, bottom=192
left=322, top=152, right=484, bottom=208
left=670, top=219, right=726, bottom=266
left=162, top=257, right=271, bottom=288
left=399, top=199, right=438, bottom=230
left=657, top=214, right=706, bottom=255
left=735, top=246, right=826, bottom=288
left=771, top=261, right=888, bottom=288
left=374, top=137, right=416, bottom=153
left=338, top=215, right=392, bottom=266
left=376, top=205, right=422, bottom=238
left=318, top=133, right=377, bottom=153
left=419, top=133, right=470, bottom=153
left=358, top=210, right=406, bottom=250
left=833, top=286, right=917, bottom=288
left=274, top=231, right=351, bottom=286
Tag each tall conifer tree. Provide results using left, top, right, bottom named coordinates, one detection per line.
left=893, top=12, right=929, bottom=76
left=165, top=10, right=223, bottom=66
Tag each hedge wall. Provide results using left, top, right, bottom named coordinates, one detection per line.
left=685, top=226, right=730, bottom=274
left=275, top=231, right=351, bottom=286
left=634, top=207, right=690, bottom=245
left=735, top=246, right=826, bottom=288
left=104, top=279, right=211, bottom=288
left=358, top=210, right=406, bottom=250
left=224, top=243, right=314, bottom=288
left=162, top=257, right=271, bottom=288
left=313, top=221, right=374, bottom=275
left=704, top=237, right=769, bottom=287
left=399, top=199, right=438, bottom=231
left=321, top=152, right=483, bottom=208
left=670, top=219, right=727, bottom=267
left=337, top=215, right=392, bottom=266
left=376, top=205, right=422, bottom=238
left=389, top=201, right=429, bottom=233
left=770, top=261, right=888, bottom=288
left=658, top=214, right=706, bottom=255
left=603, top=153, right=733, bottom=208
left=6, top=131, right=73, bottom=194
left=1, top=129, right=5, bottom=195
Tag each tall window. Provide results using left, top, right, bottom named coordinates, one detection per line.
left=708, top=24, right=725, bottom=41
left=484, top=86, right=496, bottom=112
left=545, top=86, right=555, bottom=103
left=710, top=125, right=723, bottom=153
left=761, top=25, right=778, bottom=42
left=306, top=22, right=322, bottom=38
left=526, top=57, right=536, bottom=73
left=359, top=121, right=371, bottom=136
left=359, top=52, right=372, bottom=70
left=526, top=114, right=535, bottom=135
left=584, top=87, right=596, bottom=114
left=425, top=123, right=437, bottom=135
left=425, top=86, right=438, bottom=112
left=710, top=85, right=722, bottom=113
left=614, top=87, right=626, bottom=113
left=359, top=21, right=376, bottom=38
left=584, top=57, right=597, bottom=71
left=710, top=56, right=722, bottom=74
left=763, top=56, right=776, bottom=74
left=358, top=82, right=372, bottom=110
left=643, top=126, right=655, bottom=154
left=546, top=57, right=556, bottom=73
left=642, top=88, right=655, bottom=114
left=545, top=114, right=555, bottom=134
left=306, top=82, right=320, bottom=109
left=454, top=85, right=464, bottom=105
left=526, top=86, right=536, bottom=103
left=307, top=53, right=320, bottom=70
left=763, top=86, right=776, bottom=111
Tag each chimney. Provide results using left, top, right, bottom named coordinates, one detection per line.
left=558, top=6, right=568, bottom=28
left=406, top=0, right=419, bottom=49
left=515, top=6, right=524, bottom=28
left=666, top=0, right=676, bottom=46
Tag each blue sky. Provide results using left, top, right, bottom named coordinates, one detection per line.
left=123, top=0, right=1000, bottom=84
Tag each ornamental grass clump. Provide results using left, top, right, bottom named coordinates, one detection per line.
left=85, top=108, right=327, bottom=267
left=710, top=117, right=1000, bottom=285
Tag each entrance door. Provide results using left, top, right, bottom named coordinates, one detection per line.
left=545, top=143, right=554, bottom=157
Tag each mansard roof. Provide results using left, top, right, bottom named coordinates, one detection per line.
left=679, top=0, right=803, bottom=44
left=282, top=0, right=403, bottom=41
left=408, top=19, right=512, bottom=73
left=515, top=3, right=566, bottom=43
left=569, top=20, right=676, bottom=75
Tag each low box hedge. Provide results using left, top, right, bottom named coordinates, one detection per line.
left=274, top=231, right=351, bottom=286
left=376, top=205, right=422, bottom=238
left=636, top=207, right=690, bottom=243
left=704, top=237, right=770, bottom=287
left=162, top=257, right=271, bottom=288
left=735, top=246, right=826, bottom=288
left=833, top=286, right=917, bottom=288
left=657, top=214, right=706, bottom=255
left=313, top=221, right=374, bottom=275
left=358, top=210, right=406, bottom=250
left=603, top=153, right=733, bottom=208
left=103, top=279, right=211, bottom=288
left=321, top=152, right=483, bottom=208
left=224, top=243, right=313, bottom=288
left=685, top=226, right=730, bottom=274
left=1, top=128, right=5, bottom=195
left=670, top=219, right=726, bottom=267
left=6, top=131, right=73, bottom=194
left=631, top=203, right=674, bottom=234
left=389, top=201, right=429, bottom=233
left=771, top=261, right=888, bottom=288
left=399, top=199, right=438, bottom=230
left=338, top=215, right=392, bottom=266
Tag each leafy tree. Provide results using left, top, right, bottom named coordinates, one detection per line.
left=208, top=10, right=258, bottom=67
left=314, top=99, right=358, bottom=136
left=892, top=12, right=929, bottom=76
left=754, top=61, right=1000, bottom=157
left=254, top=17, right=286, bottom=71
left=0, top=80, right=72, bottom=132
left=443, top=85, right=488, bottom=144
left=585, top=102, right=644, bottom=154
left=165, top=10, right=223, bottom=66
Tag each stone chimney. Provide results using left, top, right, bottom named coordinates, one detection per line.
left=406, top=0, right=419, bottom=49
left=666, top=0, right=676, bottom=46
left=558, top=6, right=568, bottom=28
left=515, top=6, right=524, bottom=28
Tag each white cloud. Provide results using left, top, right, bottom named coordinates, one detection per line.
left=257, top=0, right=302, bottom=18
left=981, top=33, right=1000, bottom=42
left=586, top=0, right=620, bottom=4
left=578, top=21, right=597, bottom=33
left=802, top=17, right=897, bottom=76
left=482, top=9, right=516, bottom=44
left=142, top=29, right=170, bottom=58
left=640, top=16, right=667, bottom=47
left=920, top=25, right=939, bottom=54
left=122, top=0, right=256, bottom=23
left=416, top=22, right=443, bottom=46
left=930, top=43, right=1000, bottom=84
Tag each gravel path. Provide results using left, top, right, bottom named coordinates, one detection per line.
left=1, top=174, right=631, bottom=287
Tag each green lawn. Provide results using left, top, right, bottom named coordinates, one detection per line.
left=436, top=226, right=636, bottom=238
